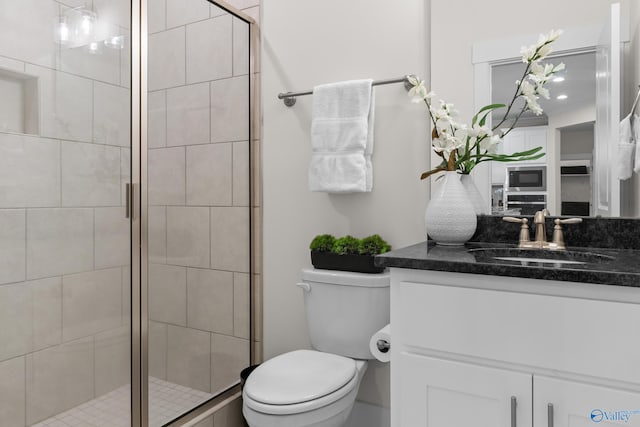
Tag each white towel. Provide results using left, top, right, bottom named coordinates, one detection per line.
left=633, top=114, right=640, bottom=174
left=309, top=79, right=375, bottom=192
left=619, top=113, right=638, bottom=180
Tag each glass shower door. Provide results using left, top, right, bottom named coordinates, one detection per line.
left=0, top=1, right=133, bottom=426
left=146, top=0, right=252, bottom=425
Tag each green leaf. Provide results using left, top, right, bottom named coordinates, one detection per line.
left=505, top=146, right=543, bottom=157
left=478, top=110, right=493, bottom=127
left=471, top=103, right=506, bottom=127
left=483, top=146, right=545, bottom=163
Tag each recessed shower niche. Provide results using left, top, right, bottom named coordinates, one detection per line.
left=0, top=67, right=38, bottom=135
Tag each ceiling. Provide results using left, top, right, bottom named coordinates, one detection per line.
left=491, top=51, right=596, bottom=128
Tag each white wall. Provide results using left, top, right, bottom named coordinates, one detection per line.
left=432, top=0, right=611, bottom=123
left=262, top=0, right=430, bottom=408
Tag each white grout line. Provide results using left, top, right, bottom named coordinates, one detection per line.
left=32, top=377, right=214, bottom=427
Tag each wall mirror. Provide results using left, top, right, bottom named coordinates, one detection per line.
left=430, top=0, right=636, bottom=218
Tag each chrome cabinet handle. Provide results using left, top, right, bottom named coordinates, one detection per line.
left=548, top=403, right=554, bottom=427
left=511, top=396, right=517, bottom=427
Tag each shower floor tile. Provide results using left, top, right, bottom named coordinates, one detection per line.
left=31, top=377, right=214, bottom=427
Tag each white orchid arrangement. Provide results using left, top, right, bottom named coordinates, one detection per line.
left=410, top=29, right=565, bottom=179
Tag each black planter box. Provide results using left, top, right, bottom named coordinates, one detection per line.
left=310, top=251, right=385, bottom=274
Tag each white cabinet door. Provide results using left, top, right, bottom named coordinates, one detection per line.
left=500, top=126, right=547, bottom=161
left=525, top=127, right=547, bottom=162
left=534, top=376, right=640, bottom=427
left=395, top=353, right=532, bottom=427
left=492, top=161, right=507, bottom=184
left=502, top=129, right=526, bottom=157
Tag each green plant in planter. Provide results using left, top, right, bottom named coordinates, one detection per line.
left=332, top=235, right=361, bottom=255
left=309, top=234, right=336, bottom=252
left=309, top=233, right=390, bottom=273
left=359, top=234, right=392, bottom=255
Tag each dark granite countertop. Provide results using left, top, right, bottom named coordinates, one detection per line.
left=374, top=215, right=640, bottom=288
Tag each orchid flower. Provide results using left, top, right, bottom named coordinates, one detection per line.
left=408, top=30, right=563, bottom=179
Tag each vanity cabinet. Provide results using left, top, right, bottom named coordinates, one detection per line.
left=390, top=269, right=640, bottom=427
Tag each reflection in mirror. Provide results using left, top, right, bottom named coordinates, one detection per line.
left=430, top=0, right=640, bottom=219
left=490, top=52, right=596, bottom=217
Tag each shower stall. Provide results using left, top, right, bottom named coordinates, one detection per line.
left=0, top=0, right=258, bottom=426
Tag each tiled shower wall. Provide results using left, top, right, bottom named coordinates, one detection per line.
left=0, top=0, right=131, bottom=426
left=146, top=1, right=260, bottom=416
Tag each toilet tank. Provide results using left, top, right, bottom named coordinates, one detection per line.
left=299, top=268, right=390, bottom=359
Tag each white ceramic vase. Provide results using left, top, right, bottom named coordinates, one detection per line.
left=425, top=171, right=477, bottom=245
left=460, top=174, right=489, bottom=215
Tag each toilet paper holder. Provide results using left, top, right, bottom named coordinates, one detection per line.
left=376, top=339, right=390, bottom=353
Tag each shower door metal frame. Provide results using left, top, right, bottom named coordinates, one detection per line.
left=130, top=1, right=259, bottom=426
left=131, top=0, right=144, bottom=425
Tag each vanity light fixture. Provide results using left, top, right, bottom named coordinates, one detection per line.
left=54, top=6, right=124, bottom=51
left=55, top=16, right=70, bottom=45
left=55, top=6, right=96, bottom=46
left=556, top=94, right=568, bottom=100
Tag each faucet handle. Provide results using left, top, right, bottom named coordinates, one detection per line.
left=556, top=217, right=582, bottom=225
left=503, top=216, right=527, bottom=224
left=503, top=216, right=530, bottom=247
left=551, top=217, right=583, bottom=250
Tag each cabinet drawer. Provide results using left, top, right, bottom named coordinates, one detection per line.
left=397, top=281, right=640, bottom=384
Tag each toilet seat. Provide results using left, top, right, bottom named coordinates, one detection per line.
left=243, top=349, right=359, bottom=416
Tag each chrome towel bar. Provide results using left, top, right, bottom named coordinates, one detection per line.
left=277, top=75, right=414, bottom=106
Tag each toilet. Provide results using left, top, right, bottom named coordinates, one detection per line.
left=242, top=268, right=390, bottom=427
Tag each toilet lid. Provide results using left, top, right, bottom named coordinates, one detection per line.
left=244, top=349, right=357, bottom=405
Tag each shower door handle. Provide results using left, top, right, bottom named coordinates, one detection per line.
left=125, top=183, right=135, bottom=219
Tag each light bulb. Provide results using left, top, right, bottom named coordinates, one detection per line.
left=56, top=16, right=70, bottom=45
left=556, top=94, right=568, bottom=100
left=552, top=76, right=565, bottom=83
left=88, top=41, right=100, bottom=54
left=80, top=12, right=94, bottom=35
left=104, top=35, right=124, bottom=49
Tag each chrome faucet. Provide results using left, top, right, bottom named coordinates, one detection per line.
left=503, top=209, right=582, bottom=250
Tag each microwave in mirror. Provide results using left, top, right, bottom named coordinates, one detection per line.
left=506, top=165, right=546, bottom=192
